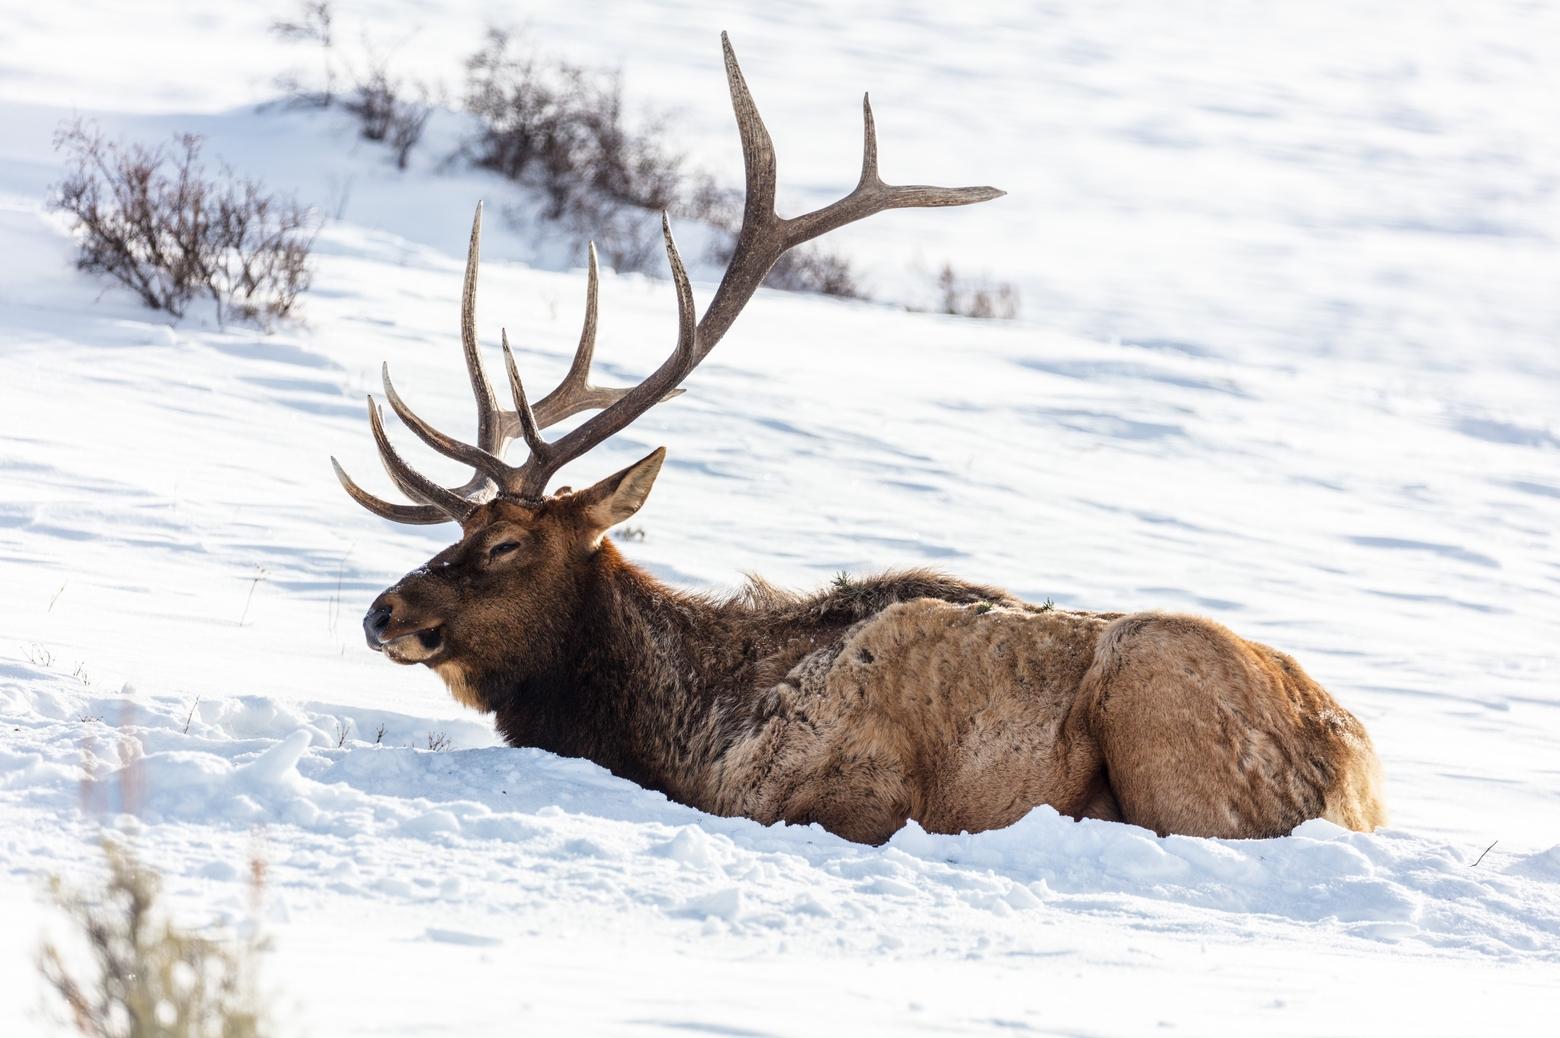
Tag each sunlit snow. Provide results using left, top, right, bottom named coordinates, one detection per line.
left=2, top=1, right=1557, bottom=1034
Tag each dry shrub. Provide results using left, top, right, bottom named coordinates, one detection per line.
left=39, top=840, right=271, bottom=1037
left=764, top=247, right=861, bottom=298
left=271, top=2, right=432, bottom=169
left=934, top=262, right=1020, bottom=319
left=463, top=30, right=684, bottom=271
left=49, top=122, right=314, bottom=327
left=269, top=1, right=337, bottom=108
left=343, top=57, right=433, bottom=171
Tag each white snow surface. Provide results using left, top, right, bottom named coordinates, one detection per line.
left=2, top=1, right=1559, bottom=1033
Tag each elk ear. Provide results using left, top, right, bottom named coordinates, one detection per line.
left=577, top=447, right=666, bottom=542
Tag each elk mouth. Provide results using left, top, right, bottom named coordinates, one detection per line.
left=378, top=625, right=446, bottom=665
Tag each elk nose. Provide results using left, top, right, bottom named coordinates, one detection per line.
left=363, top=602, right=393, bottom=647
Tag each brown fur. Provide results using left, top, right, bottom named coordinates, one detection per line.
left=363, top=453, right=1385, bottom=844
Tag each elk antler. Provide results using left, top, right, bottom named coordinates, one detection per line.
left=331, top=204, right=676, bottom=523
left=336, top=32, right=1003, bottom=521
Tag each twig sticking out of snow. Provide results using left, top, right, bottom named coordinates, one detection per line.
left=238, top=567, right=270, bottom=627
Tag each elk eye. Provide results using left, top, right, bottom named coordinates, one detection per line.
left=488, top=540, right=523, bottom=562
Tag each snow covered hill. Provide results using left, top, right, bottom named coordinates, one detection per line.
left=2, top=1, right=1557, bottom=1033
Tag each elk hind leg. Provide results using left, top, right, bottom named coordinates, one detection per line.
left=1081, top=613, right=1368, bottom=839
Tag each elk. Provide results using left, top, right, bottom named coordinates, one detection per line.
left=334, top=34, right=1385, bottom=844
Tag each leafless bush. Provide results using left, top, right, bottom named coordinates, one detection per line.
left=425, top=732, right=451, bottom=752
left=272, top=3, right=432, bottom=169
left=683, top=175, right=864, bottom=299
left=767, top=249, right=862, bottom=298
left=39, top=841, right=271, bottom=1037
left=463, top=30, right=684, bottom=271
left=270, top=1, right=336, bottom=107
left=342, top=58, right=432, bottom=171
left=49, top=123, right=314, bottom=327
left=934, top=262, right=1020, bottom=319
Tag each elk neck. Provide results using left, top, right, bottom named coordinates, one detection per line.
left=475, top=538, right=734, bottom=800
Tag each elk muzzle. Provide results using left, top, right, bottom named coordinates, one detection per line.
left=363, top=590, right=445, bottom=664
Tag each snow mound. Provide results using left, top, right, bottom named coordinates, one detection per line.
left=7, top=676, right=1558, bottom=970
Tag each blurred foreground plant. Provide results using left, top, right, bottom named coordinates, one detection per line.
left=38, top=840, right=271, bottom=1038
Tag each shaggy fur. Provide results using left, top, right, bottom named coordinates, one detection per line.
left=363, top=459, right=1386, bottom=844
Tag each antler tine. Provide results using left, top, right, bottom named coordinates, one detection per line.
left=695, top=32, right=1003, bottom=361
left=721, top=32, right=779, bottom=236
left=364, top=397, right=472, bottom=520
left=694, top=31, right=781, bottom=363
left=512, top=213, right=698, bottom=499
left=381, top=363, right=509, bottom=488
left=529, top=242, right=616, bottom=426
left=783, top=92, right=1004, bottom=248
left=530, top=242, right=686, bottom=428
left=460, top=202, right=505, bottom=453
left=330, top=457, right=453, bottom=525
left=499, top=330, right=552, bottom=466
left=858, top=92, right=880, bottom=188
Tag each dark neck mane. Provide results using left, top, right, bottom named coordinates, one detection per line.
left=476, top=540, right=1016, bottom=798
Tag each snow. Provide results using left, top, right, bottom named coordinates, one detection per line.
left=2, top=1, right=1558, bottom=1034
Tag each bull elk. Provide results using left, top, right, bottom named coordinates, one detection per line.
left=334, top=34, right=1385, bottom=844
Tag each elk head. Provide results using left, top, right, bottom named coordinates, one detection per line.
left=333, top=33, right=1002, bottom=704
